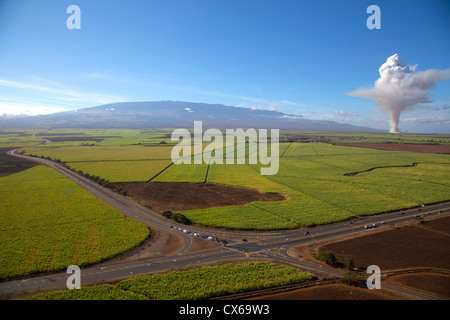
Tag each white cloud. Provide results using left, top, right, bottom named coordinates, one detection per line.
left=269, top=104, right=282, bottom=111
left=348, top=53, right=450, bottom=133
left=280, top=114, right=303, bottom=119
left=0, top=77, right=126, bottom=116
left=401, top=116, right=450, bottom=124
left=280, top=100, right=300, bottom=106
left=333, top=110, right=359, bottom=117
left=0, top=101, right=68, bottom=117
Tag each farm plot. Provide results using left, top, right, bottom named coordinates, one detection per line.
left=0, top=134, right=41, bottom=149
left=0, top=147, right=37, bottom=177
left=177, top=143, right=449, bottom=230
left=111, top=181, right=285, bottom=213
left=24, top=145, right=174, bottom=162
left=27, top=262, right=316, bottom=300
left=0, top=166, right=149, bottom=280
left=67, top=160, right=173, bottom=183
left=319, top=215, right=450, bottom=270
left=385, top=273, right=450, bottom=299
left=249, top=283, right=399, bottom=300
left=20, top=135, right=450, bottom=231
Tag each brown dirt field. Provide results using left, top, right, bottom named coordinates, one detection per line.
left=334, top=142, right=450, bottom=154
left=248, top=283, right=399, bottom=300
left=320, top=216, right=450, bottom=271
left=0, top=149, right=36, bottom=176
left=186, top=235, right=221, bottom=253
left=386, top=273, right=450, bottom=299
left=280, top=135, right=365, bottom=143
left=44, top=136, right=121, bottom=143
left=111, top=182, right=286, bottom=212
left=96, top=227, right=185, bottom=266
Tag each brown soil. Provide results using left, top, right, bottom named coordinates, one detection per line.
left=334, top=142, right=450, bottom=154
left=248, top=283, right=399, bottom=300
left=319, top=216, right=450, bottom=271
left=44, top=136, right=121, bottom=143
left=280, top=135, right=365, bottom=143
left=96, top=227, right=185, bottom=266
left=186, top=235, right=221, bottom=253
left=0, top=149, right=36, bottom=176
left=111, top=182, right=286, bottom=212
left=386, top=273, right=450, bottom=299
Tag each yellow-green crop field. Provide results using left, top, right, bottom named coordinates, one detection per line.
left=0, top=166, right=149, bottom=280
left=15, top=130, right=450, bottom=230
left=26, top=262, right=316, bottom=300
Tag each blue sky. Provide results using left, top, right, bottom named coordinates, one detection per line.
left=0, top=0, right=449, bottom=132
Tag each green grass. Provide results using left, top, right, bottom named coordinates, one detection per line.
left=67, top=160, right=173, bottom=182
left=16, top=130, right=450, bottom=231
left=24, top=145, right=175, bottom=162
left=178, top=143, right=450, bottom=230
left=0, top=166, right=150, bottom=280
left=0, top=135, right=41, bottom=149
left=26, top=262, right=316, bottom=300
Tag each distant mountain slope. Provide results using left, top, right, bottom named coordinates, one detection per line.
left=0, top=101, right=379, bottom=131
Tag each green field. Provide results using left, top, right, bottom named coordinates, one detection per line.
left=177, top=143, right=449, bottom=229
left=0, top=134, right=41, bottom=149
left=17, top=129, right=450, bottom=230
left=0, top=165, right=150, bottom=280
left=26, top=262, right=316, bottom=300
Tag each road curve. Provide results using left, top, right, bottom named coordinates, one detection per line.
left=1, top=141, right=449, bottom=300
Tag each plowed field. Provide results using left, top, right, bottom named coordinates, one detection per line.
left=320, top=216, right=450, bottom=270
left=334, top=142, right=450, bottom=154
left=111, top=182, right=286, bottom=212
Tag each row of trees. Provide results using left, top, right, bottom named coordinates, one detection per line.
left=27, top=154, right=64, bottom=164
left=25, top=153, right=194, bottom=226
left=162, top=210, right=192, bottom=225
left=27, top=154, right=113, bottom=189
left=316, top=250, right=355, bottom=270
left=75, top=169, right=112, bottom=188
left=316, top=250, right=370, bottom=287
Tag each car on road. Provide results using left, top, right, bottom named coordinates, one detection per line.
left=304, top=231, right=310, bottom=235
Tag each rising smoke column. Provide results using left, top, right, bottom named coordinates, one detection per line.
left=348, top=54, right=450, bottom=133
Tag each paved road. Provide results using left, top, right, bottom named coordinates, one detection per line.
left=1, top=142, right=449, bottom=300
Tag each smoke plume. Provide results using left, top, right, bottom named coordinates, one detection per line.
left=348, top=54, right=450, bottom=133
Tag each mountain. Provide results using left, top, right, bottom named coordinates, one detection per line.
left=0, top=101, right=380, bottom=132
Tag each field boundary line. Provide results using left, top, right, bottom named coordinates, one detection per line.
left=147, top=161, right=176, bottom=182
left=311, top=143, right=320, bottom=156
left=256, top=167, right=358, bottom=216
left=344, top=162, right=418, bottom=176
left=280, top=142, right=292, bottom=158
left=210, top=279, right=338, bottom=300
left=383, top=268, right=450, bottom=277
left=204, top=159, right=211, bottom=183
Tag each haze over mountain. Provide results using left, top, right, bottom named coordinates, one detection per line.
left=0, top=101, right=380, bottom=132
